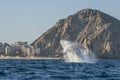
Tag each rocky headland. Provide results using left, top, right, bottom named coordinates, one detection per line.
left=31, top=9, right=120, bottom=59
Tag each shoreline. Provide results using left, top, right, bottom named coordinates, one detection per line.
left=0, top=56, right=60, bottom=60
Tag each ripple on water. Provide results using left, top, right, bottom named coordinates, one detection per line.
left=0, top=72, right=6, bottom=77
left=0, top=59, right=120, bottom=80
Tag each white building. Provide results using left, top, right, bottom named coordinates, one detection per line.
left=22, top=46, right=35, bottom=57
left=5, top=46, right=11, bottom=55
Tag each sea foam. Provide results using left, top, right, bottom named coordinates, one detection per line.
left=60, top=40, right=96, bottom=63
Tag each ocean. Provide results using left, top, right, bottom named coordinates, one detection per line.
left=0, top=59, right=120, bottom=80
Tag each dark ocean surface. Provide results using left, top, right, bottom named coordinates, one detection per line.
left=0, top=59, right=120, bottom=80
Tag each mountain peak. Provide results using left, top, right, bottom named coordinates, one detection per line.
left=75, top=9, right=101, bottom=21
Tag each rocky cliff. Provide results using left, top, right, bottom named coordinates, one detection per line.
left=31, top=9, right=120, bottom=59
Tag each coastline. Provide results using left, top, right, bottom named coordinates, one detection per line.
left=0, top=56, right=60, bottom=60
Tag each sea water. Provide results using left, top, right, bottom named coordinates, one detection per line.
left=0, top=59, right=120, bottom=80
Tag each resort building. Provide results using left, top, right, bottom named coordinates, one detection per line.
left=0, top=41, right=41, bottom=57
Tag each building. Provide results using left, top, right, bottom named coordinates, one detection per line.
left=4, top=43, right=15, bottom=56
left=22, top=46, right=33, bottom=57
left=13, top=42, right=28, bottom=47
left=12, top=42, right=28, bottom=56
left=0, top=42, right=4, bottom=54
left=0, top=41, right=41, bottom=57
left=5, top=45, right=14, bottom=55
left=34, top=48, right=40, bottom=56
left=21, top=46, right=41, bottom=57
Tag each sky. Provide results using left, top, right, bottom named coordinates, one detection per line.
left=0, top=0, right=120, bottom=44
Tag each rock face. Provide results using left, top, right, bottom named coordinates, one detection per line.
left=31, top=9, right=120, bottom=59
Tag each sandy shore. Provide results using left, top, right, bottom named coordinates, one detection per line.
left=0, top=56, right=60, bottom=60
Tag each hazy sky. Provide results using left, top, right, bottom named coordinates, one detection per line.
left=0, top=0, right=120, bottom=44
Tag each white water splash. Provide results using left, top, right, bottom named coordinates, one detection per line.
left=60, top=40, right=96, bottom=63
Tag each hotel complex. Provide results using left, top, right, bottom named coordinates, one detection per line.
left=0, top=42, right=40, bottom=57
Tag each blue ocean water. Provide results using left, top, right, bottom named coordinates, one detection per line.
left=0, top=59, right=120, bottom=80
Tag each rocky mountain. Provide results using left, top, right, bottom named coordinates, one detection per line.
left=31, top=9, right=120, bottom=59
